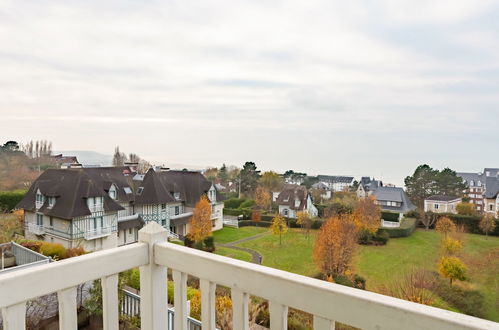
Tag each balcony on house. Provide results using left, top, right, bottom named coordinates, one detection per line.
left=0, top=222, right=496, bottom=330
left=0, top=242, right=51, bottom=275
left=27, top=223, right=45, bottom=235
left=83, top=226, right=113, bottom=240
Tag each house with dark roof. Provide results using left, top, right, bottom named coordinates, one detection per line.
left=317, top=175, right=354, bottom=192
left=457, top=168, right=499, bottom=212
left=356, top=177, right=383, bottom=198
left=372, top=187, right=416, bottom=223
left=424, top=195, right=461, bottom=214
left=17, top=166, right=224, bottom=251
left=276, top=185, right=318, bottom=219
left=483, top=176, right=499, bottom=215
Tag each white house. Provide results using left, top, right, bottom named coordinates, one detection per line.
left=317, top=175, right=354, bottom=192
left=276, top=185, right=318, bottom=219
left=424, top=196, right=461, bottom=214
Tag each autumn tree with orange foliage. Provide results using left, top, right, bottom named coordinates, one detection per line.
left=254, top=186, right=271, bottom=211
left=313, top=215, right=359, bottom=279
left=188, top=196, right=212, bottom=243
left=435, top=216, right=456, bottom=239
left=351, top=195, right=381, bottom=234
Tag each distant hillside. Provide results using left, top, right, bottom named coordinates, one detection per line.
left=54, top=150, right=112, bottom=166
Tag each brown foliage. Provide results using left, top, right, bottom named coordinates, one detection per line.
left=479, top=213, right=497, bottom=238
left=0, top=213, right=23, bottom=243
left=351, top=195, right=381, bottom=234
left=421, top=211, right=438, bottom=230
left=254, top=186, right=271, bottom=211
left=296, top=211, right=312, bottom=237
left=387, top=268, right=436, bottom=305
left=188, top=196, right=212, bottom=243
left=251, top=210, right=261, bottom=222
left=313, top=215, right=359, bottom=277
left=435, top=216, right=456, bottom=238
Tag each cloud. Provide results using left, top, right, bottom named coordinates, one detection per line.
left=0, top=0, right=498, bottom=186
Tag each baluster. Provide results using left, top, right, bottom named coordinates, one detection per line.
left=57, top=286, right=78, bottom=330
left=102, top=274, right=119, bottom=330
left=231, top=288, right=249, bottom=330
left=200, top=279, right=216, bottom=330
left=1, top=302, right=26, bottom=330
left=173, top=270, right=188, bottom=330
left=269, top=301, right=288, bottom=329
left=139, top=221, right=168, bottom=329
left=313, top=315, right=335, bottom=330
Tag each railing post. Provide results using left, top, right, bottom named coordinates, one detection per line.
left=139, top=222, right=168, bottom=330
left=102, top=274, right=119, bottom=330
left=231, top=288, right=249, bottom=330
left=313, top=315, right=335, bottom=330
left=57, top=286, right=78, bottom=330
left=200, top=279, right=216, bottom=330
left=269, top=301, right=288, bottom=329
left=173, top=270, right=188, bottom=330
left=1, top=302, right=26, bottom=330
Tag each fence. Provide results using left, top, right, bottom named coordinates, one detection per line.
left=0, top=241, right=51, bottom=274
left=122, top=289, right=202, bottom=329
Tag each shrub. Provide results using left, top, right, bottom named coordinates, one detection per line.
left=19, top=240, right=43, bottom=253
left=353, top=274, right=366, bottom=290
left=383, top=218, right=417, bottom=238
left=440, top=213, right=499, bottom=236
left=239, top=199, right=255, bottom=209
left=63, top=247, right=86, bottom=259
left=381, top=212, right=400, bottom=222
left=432, top=277, right=485, bottom=318
left=239, top=220, right=271, bottom=228
left=223, top=208, right=252, bottom=218
left=372, top=229, right=389, bottom=245
left=224, top=198, right=246, bottom=209
left=40, top=242, right=66, bottom=259
left=0, top=190, right=27, bottom=212
left=204, top=236, right=215, bottom=252
left=358, top=229, right=389, bottom=245
left=358, top=230, right=373, bottom=245
left=184, top=235, right=194, bottom=248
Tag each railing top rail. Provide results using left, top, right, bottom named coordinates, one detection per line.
left=0, top=242, right=148, bottom=308
left=154, top=242, right=498, bottom=330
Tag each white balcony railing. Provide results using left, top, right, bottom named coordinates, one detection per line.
left=0, top=222, right=497, bottom=330
left=27, top=223, right=45, bottom=235
left=83, top=227, right=112, bottom=240
left=170, top=212, right=193, bottom=220
left=381, top=220, right=400, bottom=228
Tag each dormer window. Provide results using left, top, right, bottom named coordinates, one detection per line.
left=478, top=181, right=482, bottom=187
left=109, top=184, right=117, bottom=200
left=47, top=197, right=56, bottom=208
left=35, top=190, right=44, bottom=208
left=124, top=187, right=132, bottom=194
left=137, top=187, right=144, bottom=195
left=295, top=198, right=300, bottom=208
left=174, top=192, right=180, bottom=200
left=470, top=180, right=474, bottom=186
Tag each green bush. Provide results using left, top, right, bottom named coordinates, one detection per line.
left=167, top=281, right=198, bottom=305
left=223, top=208, right=252, bottom=218
left=381, top=211, right=400, bottom=222
left=0, top=190, right=27, bottom=212
left=224, top=198, right=246, bottom=209
left=443, top=213, right=499, bottom=236
left=383, top=218, right=417, bottom=238
left=203, top=236, right=215, bottom=252
left=358, top=229, right=389, bottom=245
left=239, top=199, right=255, bottom=208
left=239, top=220, right=272, bottom=227
left=432, top=277, right=485, bottom=318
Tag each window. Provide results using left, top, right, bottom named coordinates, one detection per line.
left=161, top=204, right=166, bottom=211
left=137, top=187, right=144, bottom=195
left=49, top=217, right=53, bottom=227
left=174, top=192, right=180, bottom=200
left=129, top=228, right=132, bottom=235
left=470, top=180, right=474, bottom=186
left=36, top=213, right=43, bottom=226
left=162, top=219, right=166, bottom=227
left=490, top=204, right=494, bottom=211
left=175, top=206, right=179, bottom=215
left=124, top=187, right=132, bottom=194
left=283, top=209, right=288, bottom=216
left=109, top=189, right=116, bottom=200
left=434, top=203, right=439, bottom=209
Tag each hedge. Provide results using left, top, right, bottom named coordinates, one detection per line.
left=224, top=198, right=246, bottom=209
left=239, top=220, right=272, bottom=228
left=383, top=218, right=417, bottom=238
left=441, top=213, right=499, bottom=237
left=0, top=190, right=27, bottom=212
left=223, top=208, right=252, bottom=218
left=381, top=211, right=400, bottom=222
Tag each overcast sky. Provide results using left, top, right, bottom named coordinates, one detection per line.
left=1, top=0, right=498, bottom=185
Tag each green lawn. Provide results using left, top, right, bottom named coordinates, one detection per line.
left=239, top=229, right=317, bottom=276
left=212, top=226, right=268, bottom=244
left=214, top=246, right=253, bottom=262
left=237, top=227, right=499, bottom=321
